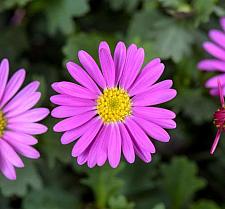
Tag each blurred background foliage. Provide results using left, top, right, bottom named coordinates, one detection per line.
left=0, top=0, right=225, bottom=208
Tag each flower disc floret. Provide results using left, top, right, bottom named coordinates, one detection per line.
left=96, top=88, right=131, bottom=123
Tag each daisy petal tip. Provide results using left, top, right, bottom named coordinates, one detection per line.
left=127, top=157, right=135, bottom=164
left=17, top=68, right=26, bottom=76
left=66, top=61, right=75, bottom=69
left=220, top=17, right=225, bottom=28
left=117, top=41, right=125, bottom=46
left=78, top=50, right=86, bottom=58
left=8, top=174, right=17, bottom=181
left=51, top=82, right=59, bottom=90
left=110, top=162, right=119, bottom=169
left=99, top=41, right=109, bottom=48
left=210, top=150, right=214, bottom=155
left=33, top=80, right=40, bottom=88
left=32, top=150, right=40, bottom=159
left=197, top=61, right=206, bottom=70
left=1, top=58, right=9, bottom=66
left=53, top=124, right=61, bottom=132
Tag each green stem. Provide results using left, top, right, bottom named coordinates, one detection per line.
left=95, top=167, right=107, bottom=209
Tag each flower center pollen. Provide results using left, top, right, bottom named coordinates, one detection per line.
left=0, top=111, right=6, bottom=138
left=97, top=88, right=132, bottom=123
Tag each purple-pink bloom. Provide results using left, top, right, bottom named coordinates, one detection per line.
left=0, top=58, right=49, bottom=180
left=198, top=17, right=225, bottom=95
left=51, top=41, right=177, bottom=168
left=211, top=80, right=225, bottom=154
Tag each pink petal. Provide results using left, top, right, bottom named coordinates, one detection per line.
left=220, top=17, right=225, bottom=31
left=52, top=106, right=94, bottom=118
left=209, top=87, right=225, bottom=96
left=3, top=131, right=38, bottom=145
left=0, top=140, right=24, bottom=168
left=61, top=117, right=96, bottom=144
left=119, top=123, right=135, bottom=163
left=148, top=118, right=176, bottom=129
left=209, top=29, right=225, bottom=49
left=134, top=145, right=152, bottom=163
left=133, top=116, right=170, bottom=142
left=125, top=117, right=155, bottom=153
left=197, top=59, right=225, bottom=72
left=72, top=118, right=102, bottom=157
left=133, top=89, right=177, bottom=106
left=119, top=44, right=137, bottom=88
left=98, top=41, right=110, bottom=52
left=96, top=126, right=109, bottom=166
left=87, top=126, right=105, bottom=168
left=7, top=108, right=49, bottom=123
left=99, top=46, right=115, bottom=87
left=0, top=59, right=9, bottom=102
left=53, top=111, right=96, bottom=132
left=145, top=80, right=173, bottom=94
left=129, top=62, right=164, bottom=96
left=132, top=106, right=176, bottom=119
left=5, top=92, right=41, bottom=118
left=52, top=82, right=97, bottom=100
left=4, top=137, right=40, bottom=159
left=218, top=79, right=225, bottom=106
left=77, top=148, right=89, bottom=165
left=210, top=128, right=222, bottom=155
left=0, top=154, right=16, bottom=180
left=203, top=42, right=225, bottom=61
left=7, top=123, right=48, bottom=135
left=66, top=61, right=101, bottom=94
left=124, top=48, right=145, bottom=90
left=0, top=69, right=25, bottom=108
left=205, top=74, right=225, bottom=88
left=114, top=41, right=126, bottom=85
left=3, top=81, right=40, bottom=113
left=108, top=124, right=121, bottom=168
left=78, top=50, right=106, bottom=88
left=50, top=95, right=96, bottom=107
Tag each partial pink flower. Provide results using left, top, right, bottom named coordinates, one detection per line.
left=0, top=58, right=49, bottom=180
left=51, top=41, right=177, bottom=168
left=198, top=17, right=225, bottom=95
left=211, top=80, right=225, bottom=154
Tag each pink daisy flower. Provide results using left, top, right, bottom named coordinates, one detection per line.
left=51, top=41, right=177, bottom=168
left=0, top=58, right=49, bottom=180
left=211, top=80, right=225, bottom=154
left=198, top=17, right=225, bottom=95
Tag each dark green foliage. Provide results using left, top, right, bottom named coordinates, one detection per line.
left=0, top=0, right=225, bottom=208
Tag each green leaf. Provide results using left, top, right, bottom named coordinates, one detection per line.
left=152, top=203, right=166, bottom=209
left=106, top=0, right=140, bottom=12
left=171, top=89, right=217, bottom=124
left=44, top=0, right=89, bottom=35
left=161, top=157, right=206, bottom=209
left=31, top=74, right=47, bottom=105
left=109, top=195, right=135, bottom=209
left=23, top=187, right=79, bottom=209
left=0, top=161, right=42, bottom=197
left=158, top=0, right=186, bottom=8
left=190, top=200, right=221, bottom=209
left=0, top=27, right=28, bottom=62
left=41, top=118, right=72, bottom=168
left=0, top=0, right=32, bottom=9
left=63, top=32, right=115, bottom=64
left=128, top=11, right=195, bottom=62
left=120, top=158, right=160, bottom=196
left=192, top=0, right=216, bottom=26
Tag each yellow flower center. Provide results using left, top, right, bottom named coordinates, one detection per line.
left=0, top=111, right=6, bottom=138
left=96, top=88, right=132, bottom=124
